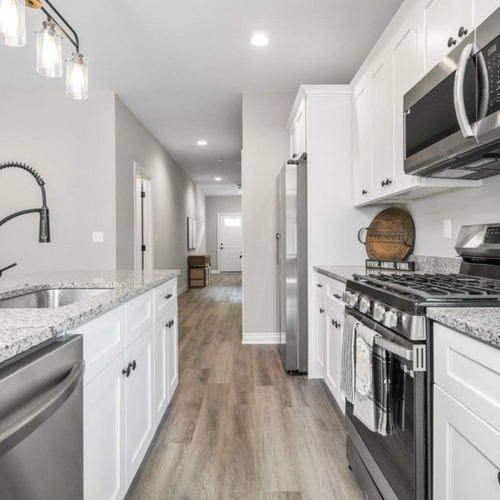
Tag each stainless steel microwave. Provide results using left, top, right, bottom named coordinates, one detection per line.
left=404, top=7, right=500, bottom=179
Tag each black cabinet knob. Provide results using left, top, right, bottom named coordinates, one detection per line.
left=458, top=26, right=468, bottom=38
left=448, top=37, right=457, bottom=47
left=386, top=178, right=392, bottom=186
left=497, top=471, right=500, bottom=485
left=381, top=180, right=386, bottom=187
left=122, top=366, right=131, bottom=377
left=165, top=293, right=173, bottom=300
left=362, top=189, right=367, bottom=195
left=320, top=308, right=324, bottom=314
left=131, top=360, right=137, bottom=371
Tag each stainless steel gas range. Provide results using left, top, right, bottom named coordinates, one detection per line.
left=342, top=223, right=500, bottom=500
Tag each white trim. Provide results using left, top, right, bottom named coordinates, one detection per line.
left=211, top=269, right=220, bottom=274
left=217, top=212, right=242, bottom=273
left=242, top=332, right=283, bottom=344
left=178, top=283, right=188, bottom=295
left=133, top=162, right=154, bottom=272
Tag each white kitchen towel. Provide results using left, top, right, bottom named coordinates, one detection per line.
left=353, top=323, right=380, bottom=433
left=341, top=315, right=359, bottom=404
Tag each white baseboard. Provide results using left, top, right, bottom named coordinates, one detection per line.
left=242, top=332, right=283, bottom=344
left=178, top=283, right=188, bottom=295
left=211, top=269, right=220, bottom=274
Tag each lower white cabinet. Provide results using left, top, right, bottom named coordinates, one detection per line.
left=84, top=352, right=127, bottom=500
left=315, top=298, right=326, bottom=376
left=153, top=304, right=178, bottom=428
left=433, top=385, right=500, bottom=500
left=125, top=326, right=155, bottom=490
left=325, top=304, right=345, bottom=414
left=81, top=279, right=179, bottom=500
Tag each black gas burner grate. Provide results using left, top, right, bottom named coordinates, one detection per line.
left=353, top=273, right=500, bottom=301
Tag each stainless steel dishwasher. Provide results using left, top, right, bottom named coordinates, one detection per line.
left=0, top=335, right=85, bottom=500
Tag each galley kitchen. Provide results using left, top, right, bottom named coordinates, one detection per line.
left=2, top=1, right=500, bottom=500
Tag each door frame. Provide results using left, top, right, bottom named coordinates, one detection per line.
left=133, top=162, right=154, bottom=271
left=217, top=212, right=242, bottom=273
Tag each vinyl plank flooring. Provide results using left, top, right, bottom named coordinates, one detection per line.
left=126, top=275, right=363, bottom=500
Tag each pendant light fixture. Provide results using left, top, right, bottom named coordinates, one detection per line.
left=0, top=0, right=88, bottom=99
left=0, top=0, right=26, bottom=47
left=36, top=19, right=62, bottom=77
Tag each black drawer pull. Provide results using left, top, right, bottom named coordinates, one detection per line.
left=165, top=293, right=173, bottom=300
left=333, top=294, right=341, bottom=299
left=316, top=284, right=323, bottom=288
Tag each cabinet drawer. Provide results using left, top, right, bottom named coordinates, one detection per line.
left=73, top=305, right=127, bottom=386
left=315, top=272, right=326, bottom=298
left=434, top=323, right=500, bottom=433
left=325, top=277, right=346, bottom=311
left=154, top=278, right=177, bottom=320
left=126, top=291, right=154, bottom=346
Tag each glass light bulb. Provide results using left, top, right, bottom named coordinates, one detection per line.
left=36, top=21, right=63, bottom=78
left=0, top=0, right=26, bottom=47
left=66, top=52, right=88, bottom=100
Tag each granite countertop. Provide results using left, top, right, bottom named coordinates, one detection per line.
left=313, top=265, right=367, bottom=283
left=0, top=270, right=180, bottom=365
left=427, top=307, right=500, bottom=349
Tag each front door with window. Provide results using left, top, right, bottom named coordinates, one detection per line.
left=218, top=213, right=242, bottom=272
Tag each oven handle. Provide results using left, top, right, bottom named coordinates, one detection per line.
left=374, top=336, right=413, bottom=362
left=454, top=43, right=476, bottom=138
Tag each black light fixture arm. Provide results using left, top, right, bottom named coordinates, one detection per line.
left=40, top=0, right=80, bottom=52
left=0, top=162, right=51, bottom=243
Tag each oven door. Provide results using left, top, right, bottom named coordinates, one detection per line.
left=404, top=31, right=478, bottom=176
left=345, top=309, right=427, bottom=500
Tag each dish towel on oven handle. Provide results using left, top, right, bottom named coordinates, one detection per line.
left=353, top=323, right=390, bottom=436
left=341, top=315, right=359, bottom=404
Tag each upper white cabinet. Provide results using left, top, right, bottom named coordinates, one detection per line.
left=418, top=0, right=470, bottom=74
left=289, top=100, right=306, bottom=159
left=351, top=0, right=485, bottom=207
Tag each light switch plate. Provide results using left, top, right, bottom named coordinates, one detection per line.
left=93, top=231, right=104, bottom=243
left=443, top=219, right=452, bottom=239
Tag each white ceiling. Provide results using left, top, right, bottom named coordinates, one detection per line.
left=0, top=0, right=404, bottom=196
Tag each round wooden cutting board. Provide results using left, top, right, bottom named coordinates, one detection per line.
left=361, top=208, right=415, bottom=261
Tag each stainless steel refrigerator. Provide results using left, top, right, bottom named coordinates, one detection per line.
left=276, top=157, right=308, bottom=374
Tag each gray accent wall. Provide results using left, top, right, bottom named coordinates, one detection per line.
left=205, top=196, right=242, bottom=271
left=115, top=96, right=206, bottom=289
left=0, top=91, right=117, bottom=274
left=242, top=92, right=296, bottom=336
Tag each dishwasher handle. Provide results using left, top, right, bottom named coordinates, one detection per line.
left=0, top=360, right=85, bottom=458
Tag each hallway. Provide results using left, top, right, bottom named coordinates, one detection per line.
left=127, top=274, right=363, bottom=500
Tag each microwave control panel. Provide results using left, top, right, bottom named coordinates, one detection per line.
left=482, top=35, right=500, bottom=117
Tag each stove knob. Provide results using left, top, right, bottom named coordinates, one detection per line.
left=373, top=303, right=386, bottom=322
left=384, top=310, right=398, bottom=328
left=359, top=297, right=371, bottom=314
left=349, top=293, right=359, bottom=308
left=342, top=291, right=350, bottom=305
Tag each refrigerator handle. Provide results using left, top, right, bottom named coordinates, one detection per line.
left=276, top=232, right=280, bottom=265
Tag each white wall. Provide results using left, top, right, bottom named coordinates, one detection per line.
left=115, top=96, right=206, bottom=289
left=205, top=196, right=242, bottom=271
left=403, top=178, right=500, bottom=257
left=0, top=91, right=117, bottom=274
left=242, top=92, right=296, bottom=335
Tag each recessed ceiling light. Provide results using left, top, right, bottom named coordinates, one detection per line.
left=215, top=177, right=222, bottom=181
left=251, top=33, right=269, bottom=47
left=197, top=140, right=207, bottom=146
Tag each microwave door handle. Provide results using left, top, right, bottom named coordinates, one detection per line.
left=454, top=43, right=476, bottom=138
left=477, top=50, right=489, bottom=121
left=374, top=336, right=413, bottom=362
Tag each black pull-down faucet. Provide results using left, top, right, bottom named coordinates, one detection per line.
left=0, top=161, right=51, bottom=243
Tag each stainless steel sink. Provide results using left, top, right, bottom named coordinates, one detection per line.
left=0, top=288, right=111, bottom=309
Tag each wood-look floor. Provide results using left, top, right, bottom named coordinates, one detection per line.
left=127, top=274, right=363, bottom=500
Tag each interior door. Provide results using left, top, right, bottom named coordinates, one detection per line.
left=219, top=214, right=242, bottom=272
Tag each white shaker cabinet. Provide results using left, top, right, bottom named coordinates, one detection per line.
left=125, top=326, right=155, bottom=490
left=315, top=299, right=326, bottom=376
left=473, top=0, right=500, bottom=27
left=289, top=99, right=306, bottom=159
left=168, top=305, right=179, bottom=398
left=434, top=385, right=500, bottom=500
left=353, top=81, right=372, bottom=206
left=84, top=352, right=127, bottom=500
left=325, top=304, right=345, bottom=414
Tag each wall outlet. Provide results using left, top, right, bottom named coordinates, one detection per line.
left=93, top=231, right=104, bottom=243
left=443, top=219, right=452, bottom=239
